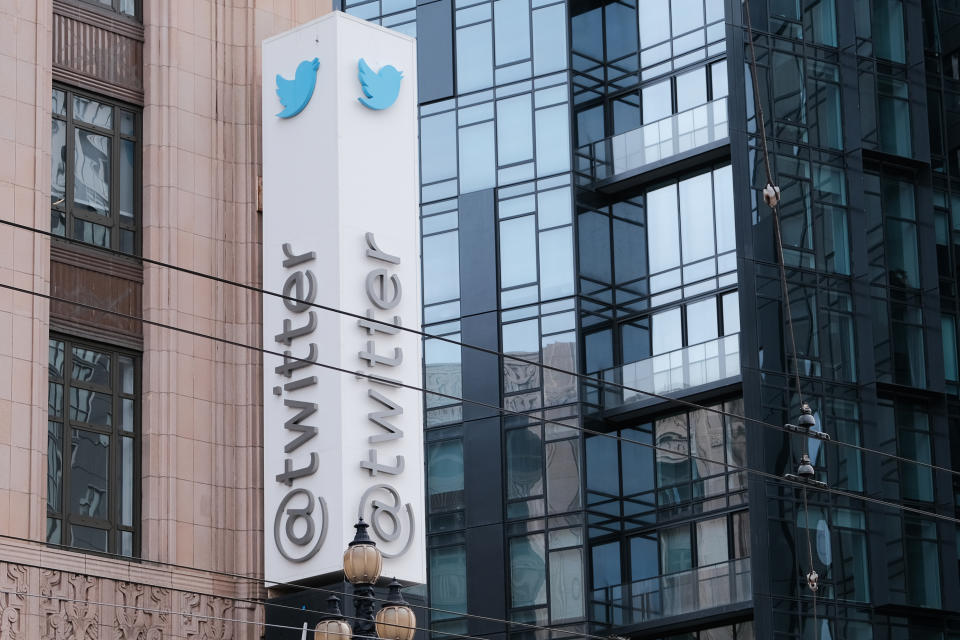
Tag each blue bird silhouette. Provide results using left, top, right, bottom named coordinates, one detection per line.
left=357, top=58, right=403, bottom=111
left=276, top=57, right=320, bottom=118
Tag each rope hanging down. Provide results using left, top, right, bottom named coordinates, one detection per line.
left=742, top=0, right=820, bottom=636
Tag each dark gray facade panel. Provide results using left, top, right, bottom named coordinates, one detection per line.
left=415, top=0, right=454, bottom=103
left=460, top=310, right=500, bottom=422
left=458, top=189, right=498, bottom=317
left=465, top=524, right=508, bottom=637
left=463, top=417, right=503, bottom=527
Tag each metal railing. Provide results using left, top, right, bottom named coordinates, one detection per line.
left=585, top=334, right=740, bottom=413
left=575, top=97, right=729, bottom=185
left=590, top=557, right=751, bottom=628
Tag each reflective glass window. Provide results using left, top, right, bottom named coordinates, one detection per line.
left=872, top=0, right=906, bottom=62
left=430, top=546, right=468, bottom=616
left=421, top=111, right=457, bottom=184
left=904, top=519, right=941, bottom=608
left=536, top=104, right=571, bottom=176
left=456, top=23, right=494, bottom=92
left=696, top=517, right=729, bottom=566
left=423, top=231, right=460, bottom=304
left=686, top=298, right=718, bottom=346
left=679, top=172, right=714, bottom=262
left=639, top=0, right=671, bottom=48
left=500, top=216, right=538, bottom=288
left=494, top=0, right=531, bottom=65
left=52, top=86, right=139, bottom=254
left=652, top=307, right=683, bottom=354
left=539, top=226, right=575, bottom=299
left=646, top=183, right=680, bottom=272
left=676, top=66, right=708, bottom=112
left=660, top=525, right=692, bottom=573
left=497, top=94, right=534, bottom=165
left=510, top=534, right=548, bottom=606
left=427, top=440, right=465, bottom=511
left=642, top=79, right=672, bottom=123
left=506, top=427, right=544, bottom=498
left=48, top=337, right=138, bottom=556
left=459, top=121, right=496, bottom=192
left=533, top=4, right=567, bottom=75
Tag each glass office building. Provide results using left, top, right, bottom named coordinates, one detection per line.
left=343, top=0, right=960, bottom=638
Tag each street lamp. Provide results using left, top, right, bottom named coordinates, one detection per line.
left=316, top=518, right=417, bottom=640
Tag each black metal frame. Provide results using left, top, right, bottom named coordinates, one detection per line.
left=47, top=334, right=140, bottom=557
left=52, top=84, right=141, bottom=256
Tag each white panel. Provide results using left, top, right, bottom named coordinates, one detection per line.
left=262, top=12, right=425, bottom=585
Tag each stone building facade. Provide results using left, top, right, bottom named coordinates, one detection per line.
left=0, top=2, right=331, bottom=639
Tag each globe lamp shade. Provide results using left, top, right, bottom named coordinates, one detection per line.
left=314, top=618, right=352, bottom=640
left=375, top=604, right=416, bottom=640
left=343, top=518, right=382, bottom=584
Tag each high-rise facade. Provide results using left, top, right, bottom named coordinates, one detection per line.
left=342, top=0, right=960, bottom=639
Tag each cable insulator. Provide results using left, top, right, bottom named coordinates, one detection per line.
left=763, top=183, right=781, bottom=208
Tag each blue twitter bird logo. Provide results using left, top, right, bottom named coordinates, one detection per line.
left=357, top=58, right=403, bottom=111
left=276, top=57, right=320, bottom=119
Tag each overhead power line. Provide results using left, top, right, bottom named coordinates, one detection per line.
left=0, top=217, right=956, bottom=480
left=2, top=280, right=957, bottom=529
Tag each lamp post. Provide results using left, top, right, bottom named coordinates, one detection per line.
left=315, top=518, right=417, bottom=640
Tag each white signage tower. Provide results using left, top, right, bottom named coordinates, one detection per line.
left=261, top=12, right=424, bottom=586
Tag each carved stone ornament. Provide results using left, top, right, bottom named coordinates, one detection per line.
left=115, top=581, right=170, bottom=640
left=0, top=563, right=29, bottom=640
left=40, top=570, right=99, bottom=640
left=181, top=594, right=234, bottom=640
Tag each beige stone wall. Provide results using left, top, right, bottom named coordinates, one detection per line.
left=0, top=0, right=53, bottom=546
left=0, top=2, right=331, bottom=640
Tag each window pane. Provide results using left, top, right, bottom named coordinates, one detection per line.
left=586, top=435, right=619, bottom=497
left=458, top=121, right=495, bottom=193
left=72, top=346, right=111, bottom=385
left=74, top=129, right=111, bottom=216
left=500, top=216, right=537, bottom=288
left=621, top=318, right=651, bottom=364
left=498, top=94, right=534, bottom=165
left=690, top=407, right=725, bottom=496
left=121, top=436, right=134, bottom=526
left=711, top=60, right=728, bottom=99
left=873, top=0, right=906, bottom=62
left=47, top=518, right=61, bottom=544
left=423, top=231, right=460, bottom=304
left=73, top=95, right=113, bottom=129
left=507, top=427, right=543, bottom=498
left=49, top=340, right=65, bottom=378
left=549, top=548, right=584, bottom=622
left=652, top=307, right=682, bottom=354
left=119, top=356, right=134, bottom=394
left=713, top=165, right=736, bottom=253
left=539, top=227, right=574, bottom=299
left=69, top=387, right=113, bottom=426
left=511, top=534, right=547, bottom=606
left=52, top=119, right=67, bottom=205
left=696, top=517, right=729, bottom=566
left=722, top=292, right=740, bottom=335
left=430, top=546, right=467, bottom=616
left=533, top=4, right=567, bottom=75
left=69, top=430, right=110, bottom=520
left=421, top=112, right=457, bottom=184
left=428, top=440, right=464, bottom=511
left=52, top=89, right=66, bottom=116
left=120, top=530, right=133, bottom=557
left=676, top=66, right=707, bottom=112
left=494, top=0, right=530, bottom=65
left=48, top=382, right=63, bottom=417
left=647, top=183, right=680, bottom=272
left=546, top=439, right=581, bottom=513
left=70, top=524, right=109, bottom=552
left=591, top=540, right=621, bottom=587
left=655, top=414, right=690, bottom=495
left=643, top=79, right=672, bottom=123
left=672, top=0, right=705, bottom=35
left=686, top=298, right=718, bottom=345
left=660, top=525, right=692, bottom=573
left=679, top=172, right=714, bottom=262
left=47, top=421, right=63, bottom=513
left=425, top=334, right=461, bottom=409
left=942, top=315, right=958, bottom=382
left=119, top=110, right=135, bottom=136
left=119, top=139, right=135, bottom=222
left=630, top=534, right=658, bottom=580
left=456, top=23, right=493, bottom=93
left=639, top=0, right=670, bottom=48
left=535, top=104, right=571, bottom=176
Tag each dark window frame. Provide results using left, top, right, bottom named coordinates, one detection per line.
left=73, top=0, right=141, bottom=21
left=52, top=84, right=142, bottom=256
left=47, top=334, right=141, bottom=558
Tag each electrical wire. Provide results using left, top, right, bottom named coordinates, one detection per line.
left=3, top=279, right=958, bottom=529
left=1, top=216, right=958, bottom=482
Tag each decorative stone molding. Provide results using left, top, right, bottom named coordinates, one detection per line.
left=40, top=570, right=100, bottom=640
left=0, top=564, right=28, bottom=640
left=181, top=594, right=234, bottom=640
left=115, top=582, right=170, bottom=640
